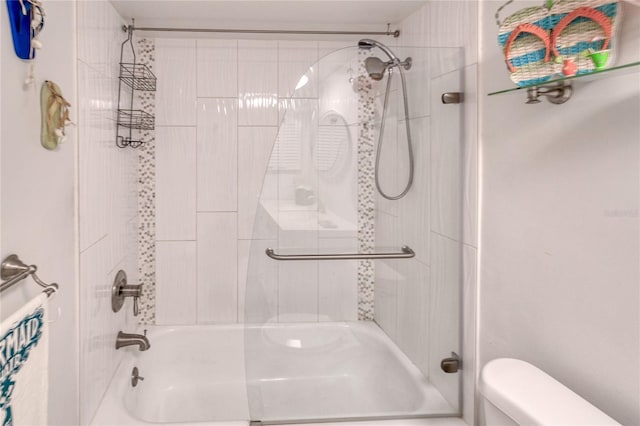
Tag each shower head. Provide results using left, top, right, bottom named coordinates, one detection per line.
left=358, top=39, right=399, bottom=62
left=358, top=39, right=412, bottom=80
left=364, top=57, right=388, bottom=81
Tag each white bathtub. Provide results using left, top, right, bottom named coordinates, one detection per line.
left=92, top=322, right=463, bottom=426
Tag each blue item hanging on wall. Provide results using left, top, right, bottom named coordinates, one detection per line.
left=6, top=0, right=41, bottom=59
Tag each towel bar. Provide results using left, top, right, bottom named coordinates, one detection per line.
left=265, top=246, right=415, bottom=261
left=0, top=255, right=59, bottom=297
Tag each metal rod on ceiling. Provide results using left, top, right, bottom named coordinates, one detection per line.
left=129, top=25, right=400, bottom=38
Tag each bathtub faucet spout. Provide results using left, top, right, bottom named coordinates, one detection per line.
left=116, top=331, right=151, bottom=351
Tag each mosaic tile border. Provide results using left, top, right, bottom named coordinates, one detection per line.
left=136, top=37, right=156, bottom=325
left=357, top=50, right=376, bottom=321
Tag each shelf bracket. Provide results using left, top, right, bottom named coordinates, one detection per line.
left=525, top=82, right=573, bottom=105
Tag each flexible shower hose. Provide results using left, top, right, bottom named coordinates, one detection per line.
left=375, top=64, right=414, bottom=201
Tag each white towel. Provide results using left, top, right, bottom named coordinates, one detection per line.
left=0, top=293, right=48, bottom=426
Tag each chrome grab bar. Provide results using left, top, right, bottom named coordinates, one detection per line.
left=265, top=246, right=415, bottom=261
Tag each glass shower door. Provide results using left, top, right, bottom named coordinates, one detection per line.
left=243, top=45, right=464, bottom=424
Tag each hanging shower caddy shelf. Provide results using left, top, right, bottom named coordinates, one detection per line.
left=116, top=24, right=156, bottom=148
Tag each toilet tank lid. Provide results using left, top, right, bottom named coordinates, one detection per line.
left=480, top=358, right=620, bottom=426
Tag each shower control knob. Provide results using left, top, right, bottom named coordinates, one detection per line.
left=111, top=270, right=144, bottom=316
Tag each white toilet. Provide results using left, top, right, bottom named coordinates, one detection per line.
left=480, top=358, right=620, bottom=426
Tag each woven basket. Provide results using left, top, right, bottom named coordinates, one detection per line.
left=497, top=0, right=621, bottom=87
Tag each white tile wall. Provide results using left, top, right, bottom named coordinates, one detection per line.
left=78, top=63, right=109, bottom=251
left=428, top=0, right=479, bottom=66
left=238, top=126, right=278, bottom=239
left=156, top=241, right=197, bottom=324
left=396, top=259, right=430, bottom=375
left=431, top=71, right=463, bottom=241
left=197, top=40, right=238, bottom=98
left=374, top=259, right=399, bottom=340
left=318, top=40, right=360, bottom=60
left=405, top=48, right=431, bottom=119
left=318, top=238, right=358, bottom=321
left=79, top=237, right=110, bottom=425
left=243, top=238, right=279, bottom=324
left=155, top=39, right=197, bottom=126
left=316, top=124, right=359, bottom=229
left=197, top=213, right=238, bottom=323
left=374, top=211, right=399, bottom=339
left=197, top=99, right=238, bottom=212
left=77, top=0, right=122, bottom=77
left=278, top=230, right=319, bottom=322
left=155, top=126, right=197, bottom=240
left=77, top=1, right=139, bottom=424
left=238, top=40, right=278, bottom=126
left=278, top=41, right=319, bottom=99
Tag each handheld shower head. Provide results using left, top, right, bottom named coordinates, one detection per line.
left=358, top=39, right=412, bottom=80
left=358, top=39, right=399, bottom=62
left=364, top=57, right=388, bottom=81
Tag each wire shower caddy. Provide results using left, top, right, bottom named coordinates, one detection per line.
left=116, top=22, right=156, bottom=148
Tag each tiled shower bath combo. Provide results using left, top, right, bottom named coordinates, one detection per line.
left=78, top=1, right=473, bottom=425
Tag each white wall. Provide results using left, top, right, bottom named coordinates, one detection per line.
left=76, top=0, right=139, bottom=423
left=375, top=1, right=479, bottom=423
left=479, top=1, right=640, bottom=424
left=0, top=1, right=78, bottom=424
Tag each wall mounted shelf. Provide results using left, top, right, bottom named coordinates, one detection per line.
left=488, top=60, right=640, bottom=104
